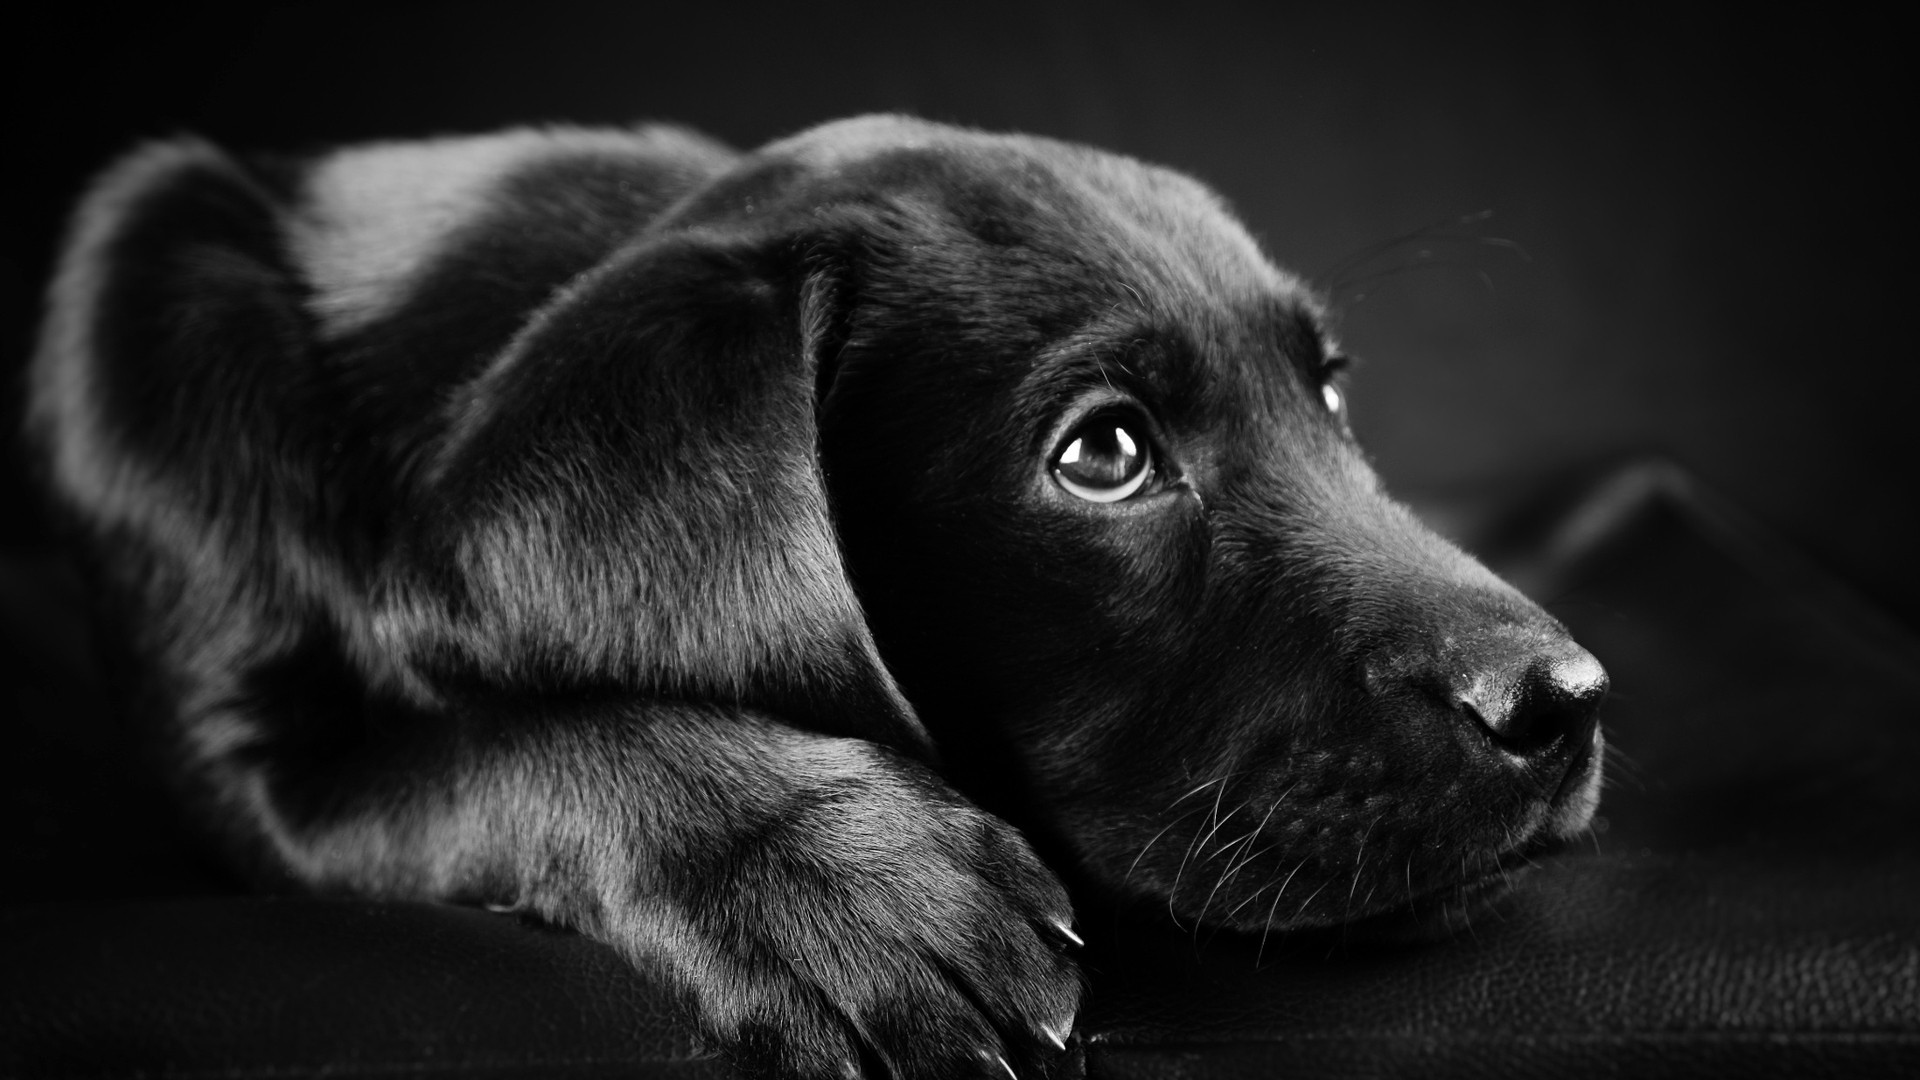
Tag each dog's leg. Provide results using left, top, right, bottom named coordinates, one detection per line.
left=212, top=685, right=1080, bottom=1078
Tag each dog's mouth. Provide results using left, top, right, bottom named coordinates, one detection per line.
left=1243, top=810, right=1580, bottom=950
left=1106, top=725, right=1607, bottom=943
left=1314, top=734, right=1607, bottom=943
left=1333, top=833, right=1558, bottom=945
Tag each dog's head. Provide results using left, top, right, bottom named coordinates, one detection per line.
left=657, top=115, right=1609, bottom=934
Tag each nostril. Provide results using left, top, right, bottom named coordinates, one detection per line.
left=1449, top=691, right=1488, bottom=734
left=1454, top=644, right=1608, bottom=759
left=1451, top=676, right=1533, bottom=748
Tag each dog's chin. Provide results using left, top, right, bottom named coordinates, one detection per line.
left=1334, top=848, right=1543, bottom=946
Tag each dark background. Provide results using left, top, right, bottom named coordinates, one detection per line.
left=8, top=1, right=1915, bottom=623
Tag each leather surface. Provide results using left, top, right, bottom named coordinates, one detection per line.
left=5, top=898, right=722, bottom=1079
left=6, top=467, right=1920, bottom=1078
left=1080, top=854, right=1920, bottom=1078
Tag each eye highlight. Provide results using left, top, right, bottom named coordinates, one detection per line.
left=1053, top=416, right=1153, bottom=503
left=1319, top=353, right=1354, bottom=418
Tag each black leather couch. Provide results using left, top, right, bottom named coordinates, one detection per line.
left=7, top=461, right=1919, bottom=1078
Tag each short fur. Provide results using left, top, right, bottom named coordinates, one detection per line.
left=29, top=116, right=1607, bottom=1078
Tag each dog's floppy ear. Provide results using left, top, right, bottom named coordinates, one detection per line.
left=381, top=218, right=934, bottom=760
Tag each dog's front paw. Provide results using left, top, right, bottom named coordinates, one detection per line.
left=640, top=741, right=1082, bottom=1079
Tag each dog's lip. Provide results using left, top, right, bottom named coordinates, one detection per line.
left=1340, top=759, right=1603, bottom=941
left=1550, top=729, right=1602, bottom=804
left=1335, top=837, right=1554, bottom=944
left=1359, top=734, right=1599, bottom=932
left=1540, top=726, right=1606, bottom=839
left=1447, top=833, right=1544, bottom=900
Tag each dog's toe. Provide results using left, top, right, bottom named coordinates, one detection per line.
left=648, top=741, right=1082, bottom=1079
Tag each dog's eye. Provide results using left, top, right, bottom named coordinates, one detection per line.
left=1319, top=354, right=1353, bottom=416
left=1054, top=418, right=1153, bottom=502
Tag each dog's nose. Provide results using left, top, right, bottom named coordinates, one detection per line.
left=1448, top=638, right=1607, bottom=759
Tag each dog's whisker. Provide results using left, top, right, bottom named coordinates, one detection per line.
left=1476, top=235, right=1530, bottom=259
left=1255, top=889, right=1282, bottom=968
left=1289, top=879, right=1337, bottom=963
left=1321, top=210, right=1528, bottom=300
left=1197, top=789, right=1292, bottom=924
left=1255, top=858, right=1311, bottom=968
left=1494, top=843, right=1516, bottom=892
left=1294, top=879, right=1331, bottom=920
left=1223, top=786, right=1288, bottom=864
left=1123, top=803, right=1210, bottom=886
left=1198, top=826, right=1248, bottom=866
left=1601, top=742, right=1648, bottom=792
left=1170, top=781, right=1236, bottom=921
left=1215, top=844, right=1282, bottom=924
left=1198, top=843, right=1254, bottom=945
left=1220, top=831, right=1275, bottom=881
left=1165, top=775, right=1231, bottom=813
left=1334, top=256, right=1507, bottom=297
left=1343, top=811, right=1384, bottom=921
left=1170, top=844, right=1199, bottom=925
left=1193, top=827, right=1264, bottom=929
left=1128, top=774, right=1238, bottom=890
left=1194, top=803, right=1249, bottom=864
left=1230, top=788, right=1289, bottom=865
left=1170, top=807, right=1216, bottom=907
left=1319, top=210, right=1493, bottom=284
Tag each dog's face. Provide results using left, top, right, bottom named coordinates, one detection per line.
left=691, top=118, right=1607, bottom=934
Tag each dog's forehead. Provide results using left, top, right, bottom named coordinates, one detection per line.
left=790, top=117, right=1321, bottom=338
left=771, top=115, right=1300, bottom=300
left=758, top=116, right=1333, bottom=425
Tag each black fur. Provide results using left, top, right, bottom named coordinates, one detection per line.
left=29, top=116, right=1607, bottom=1078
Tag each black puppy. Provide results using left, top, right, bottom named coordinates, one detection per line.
left=28, top=116, right=1607, bottom=1077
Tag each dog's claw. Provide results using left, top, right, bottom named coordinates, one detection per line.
left=993, top=1051, right=1019, bottom=1079
left=1051, top=917, right=1084, bottom=947
left=1040, top=1020, right=1069, bottom=1050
